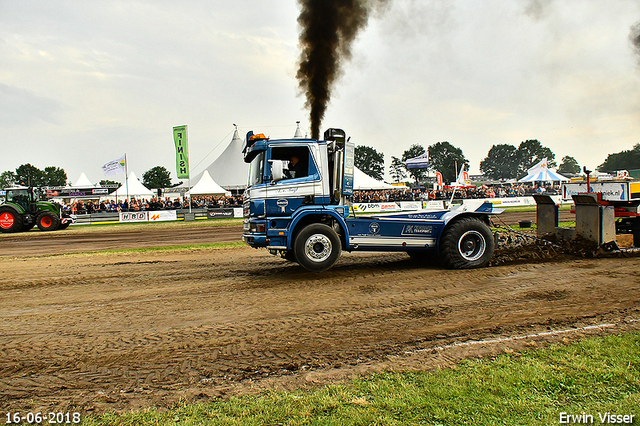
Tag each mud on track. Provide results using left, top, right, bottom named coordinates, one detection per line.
left=1, top=212, right=639, bottom=415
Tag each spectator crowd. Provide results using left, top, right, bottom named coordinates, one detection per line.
left=353, top=183, right=560, bottom=203
left=63, top=195, right=242, bottom=215
left=61, top=183, right=559, bottom=214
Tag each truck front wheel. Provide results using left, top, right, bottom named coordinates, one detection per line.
left=440, top=217, right=494, bottom=269
left=0, top=208, right=23, bottom=233
left=294, top=224, right=341, bottom=272
left=37, top=212, right=60, bottom=231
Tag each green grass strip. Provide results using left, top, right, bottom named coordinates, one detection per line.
left=95, top=241, right=246, bottom=255
left=83, top=331, right=640, bottom=425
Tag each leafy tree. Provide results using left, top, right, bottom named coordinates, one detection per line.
left=43, top=166, right=68, bottom=186
left=142, top=166, right=178, bottom=189
left=480, top=144, right=519, bottom=180
left=99, top=179, right=120, bottom=186
left=14, top=164, right=45, bottom=187
left=389, top=156, right=407, bottom=183
left=401, top=144, right=428, bottom=183
left=598, top=144, right=640, bottom=172
left=354, top=145, right=384, bottom=180
left=557, top=155, right=581, bottom=174
left=0, top=171, right=17, bottom=188
left=516, top=140, right=556, bottom=176
left=428, top=141, right=468, bottom=184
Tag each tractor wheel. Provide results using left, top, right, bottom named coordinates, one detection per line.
left=439, top=217, right=494, bottom=269
left=294, top=223, right=341, bottom=272
left=36, top=212, right=61, bottom=231
left=58, top=222, right=70, bottom=230
left=0, top=208, right=23, bottom=233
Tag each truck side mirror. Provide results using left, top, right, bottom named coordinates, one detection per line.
left=269, top=160, right=286, bottom=183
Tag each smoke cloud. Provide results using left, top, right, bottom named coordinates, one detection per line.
left=631, top=22, right=640, bottom=62
left=296, top=0, right=387, bottom=139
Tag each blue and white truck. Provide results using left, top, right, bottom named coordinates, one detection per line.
left=242, top=128, right=501, bottom=272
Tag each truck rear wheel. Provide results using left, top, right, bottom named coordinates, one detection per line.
left=37, top=212, right=60, bottom=231
left=294, top=224, right=341, bottom=272
left=440, top=217, right=494, bottom=269
left=0, top=208, right=23, bottom=233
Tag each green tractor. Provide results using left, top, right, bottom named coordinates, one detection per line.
left=0, top=187, right=76, bottom=233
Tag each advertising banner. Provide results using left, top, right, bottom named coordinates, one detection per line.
left=149, top=210, right=177, bottom=222
left=46, top=187, right=114, bottom=199
left=173, top=125, right=189, bottom=179
left=399, top=201, right=422, bottom=211
left=119, top=211, right=149, bottom=223
left=342, top=140, right=354, bottom=196
left=352, top=202, right=404, bottom=213
left=423, top=200, right=445, bottom=210
left=207, top=208, right=235, bottom=219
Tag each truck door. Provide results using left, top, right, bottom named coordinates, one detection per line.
left=266, top=146, right=319, bottom=217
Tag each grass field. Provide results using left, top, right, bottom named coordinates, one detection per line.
left=83, top=331, right=640, bottom=426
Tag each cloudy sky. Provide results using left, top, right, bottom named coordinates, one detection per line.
left=1, top=0, right=640, bottom=185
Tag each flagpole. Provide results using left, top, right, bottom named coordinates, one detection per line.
left=125, top=153, right=130, bottom=211
left=187, top=131, right=192, bottom=214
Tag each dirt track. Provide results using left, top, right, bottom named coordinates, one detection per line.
left=2, top=210, right=639, bottom=416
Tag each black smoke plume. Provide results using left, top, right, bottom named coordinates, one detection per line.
left=296, top=0, right=385, bottom=139
left=631, top=22, right=640, bottom=62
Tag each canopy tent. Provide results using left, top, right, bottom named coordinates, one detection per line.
left=518, top=158, right=569, bottom=182
left=69, top=172, right=94, bottom=188
left=353, top=167, right=395, bottom=190
left=113, top=172, right=154, bottom=198
left=405, top=152, right=429, bottom=169
left=190, top=170, right=230, bottom=196
left=193, top=126, right=249, bottom=190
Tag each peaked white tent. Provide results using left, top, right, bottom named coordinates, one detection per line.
left=70, top=172, right=94, bottom=187
left=114, top=172, right=154, bottom=198
left=194, top=126, right=248, bottom=190
left=190, top=170, right=230, bottom=195
left=353, top=167, right=395, bottom=190
left=518, top=158, right=569, bottom=182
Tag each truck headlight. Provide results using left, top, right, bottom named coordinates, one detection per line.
left=250, top=223, right=265, bottom=233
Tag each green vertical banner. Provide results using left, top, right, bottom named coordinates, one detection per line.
left=173, top=125, right=189, bottom=179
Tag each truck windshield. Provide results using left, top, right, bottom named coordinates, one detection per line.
left=247, top=152, right=265, bottom=187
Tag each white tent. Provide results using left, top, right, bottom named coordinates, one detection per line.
left=190, top=170, right=230, bottom=195
left=114, top=172, right=155, bottom=198
left=194, top=126, right=248, bottom=190
left=70, top=172, right=94, bottom=187
left=353, top=167, right=395, bottom=190
left=518, top=158, right=569, bottom=182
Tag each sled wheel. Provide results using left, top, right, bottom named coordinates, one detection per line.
left=37, top=212, right=60, bottom=231
left=0, top=208, right=23, bottom=233
left=440, top=217, right=494, bottom=269
left=294, top=224, right=341, bottom=272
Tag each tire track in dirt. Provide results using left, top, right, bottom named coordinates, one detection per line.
left=2, top=212, right=639, bottom=414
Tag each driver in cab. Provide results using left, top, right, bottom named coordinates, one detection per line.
left=286, top=155, right=306, bottom=179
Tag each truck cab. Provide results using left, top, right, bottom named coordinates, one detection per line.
left=242, top=128, right=500, bottom=272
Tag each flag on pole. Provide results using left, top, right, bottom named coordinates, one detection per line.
left=102, top=155, right=126, bottom=176
left=455, top=164, right=470, bottom=186
left=173, top=125, right=190, bottom=179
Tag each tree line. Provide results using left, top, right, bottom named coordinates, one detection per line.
left=355, top=140, right=638, bottom=184
left=0, top=164, right=180, bottom=190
